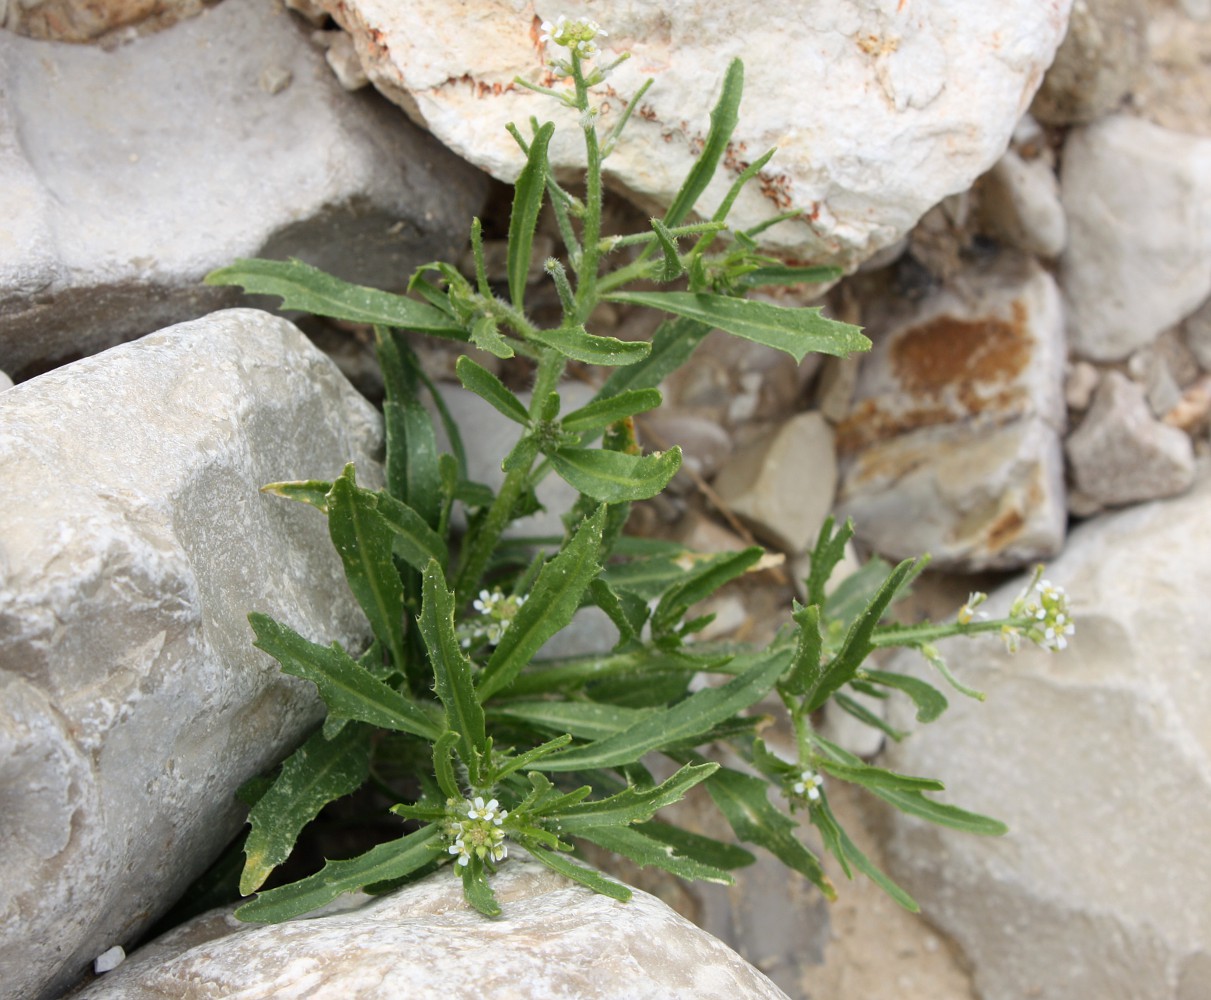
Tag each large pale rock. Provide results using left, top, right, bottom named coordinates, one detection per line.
left=1060, top=115, right=1211, bottom=361
left=977, top=147, right=1068, bottom=258
left=317, top=0, right=1071, bottom=268
left=73, top=854, right=791, bottom=999
left=3, top=0, right=204, bottom=41
left=1065, top=369, right=1195, bottom=507
left=881, top=462, right=1211, bottom=1000
left=0, top=309, right=381, bottom=1000
left=0, top=0, right=487, bottom=381
left=836, top=254, right=1067, bottom=569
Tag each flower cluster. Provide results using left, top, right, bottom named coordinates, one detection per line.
left=1002, top=569, right=1075, bottom=653
left=445, top=796, right=509, bottom=867
left=539, top=14, right=608, bottom=59
left=458, top=588, right=527, bottom=648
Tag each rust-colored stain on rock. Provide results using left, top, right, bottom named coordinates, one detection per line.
left=890, top=302, right=1031, bottom=395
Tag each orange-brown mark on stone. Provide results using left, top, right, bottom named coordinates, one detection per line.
left=835, top=399, right=958, bottom=454
left=757, top=171, right=794, bottom=210
left=891, top=302, right=1031, bottom=396
left=529, top=14, right=544, bottom=48
left=444, top=74, right=517, bottom=99
left=983, top=504, right=1025, bottom=551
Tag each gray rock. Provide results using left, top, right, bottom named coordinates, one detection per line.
left=713, top=412, right=837, bottom=555
left=1183, top=294, right=1211, bottom=371
left=836, top=254, right=1067, bottom=569
left=0, top=309, right=381, bottom=1000
left=881, top=462, right=1211, bottom=1000
left=1065, top=370, right=1195, bottom=506
left=0, top=0, right=486, bottom=381
left=1060, top=115, right=1211, bottom=361
left=4, top=0, right=205, bottom=42
left=72, top=853, right=791, bottom=1000
left=978, top=148, right=1068, bottom=258
left=1031, top=0, right=1147, bottom=124
left=0, top=369, right=12, bottom=392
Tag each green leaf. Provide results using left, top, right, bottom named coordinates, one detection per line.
left=487, top=701, right=652, bottom=741
left=560, top=388, right=663, bottom=436
left=574, top=824, right=733, bottom=884
left=783, top=603, right=823, bottom=697
left=240, top=723, right=372, bottom=895
left=371, top=490, right=448, bottom=573
left=455, top=355, right=530, bottom=424
left=652, top=547, right=764, bottom=634
left=461, top=856, right=502, bottom=916
left=555, top=763, right=718, bottom=831
left=813, top=793, right=918, bottom=911
left=548, top=446, right=681, bottom=503
left=597, top=316, right=713, bottom=400
left=588, top=577, right=648, bottom=647
left=816, top=759, right=945, bottom=793
left=204, top=258, right=466, bottom=336
left=834, top=693, right=908, bottom=741
left=705, top=766, right=835, bottom=898
left=249, top=613, right=440, bottom=741
left=524, top=843, right=632, bottom=901
left=260, top=479, right=332, bottom=514
left=805, top=516, right=854, bottom=609
left=862, top=668, right=948, bottom=723
left=527, top=325, right=651, bottom=366
left=235, top=825, right=445, bottom=922
left=508, top=121, right=555, bottom=312
left=533, top=649, right=789, bottom=772
left=607, top=290, right=870, bottom=363
left=327, top=467, right=407, bottom=670
left=432, top=731, right=462, bottom=800
left=632, top=820, right=756, bottom=871
left=600, top=552, right=694, bottom=600
left=649, top=218, right=685, bottom=280
left=470, top=313, right=514, bottom=360
left=419, top=561, right=487, bottom=782
left=476, top=508, right=606, bottom=701
left=663, top=59, right=743, bottom=228
left=806, top=557, right=924, bottom=713
left=738, top=265, right=842, bottom=289
left=489, top=734, right=573, bottom=782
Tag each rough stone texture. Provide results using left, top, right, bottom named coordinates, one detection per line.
left=72, top=854, right=791, bottom=1000
left=1060, top=114, right=1211, bottom=361
left=1183, top=294, right=1211, bottom=370
left=1031, top=0, right=1147, bottom=124
left=1134, top=1, right=1211, bottom=137
left=977, top=147, right=1068, bottom=258
left=0, top=310, right=381, bottom=1000
left=881, top=462, right=1211, bottom=1000
left=836, top=254, right=1067, bottom=569
left=0, top=0, right=487, bottom=382
left=712, top=412, right=837, bottom=555
left=2, top=0, right=207, bottom=41
left=1065, top=370, right=1195, bottom=507
left=315, top=0, right=1071, bottom=268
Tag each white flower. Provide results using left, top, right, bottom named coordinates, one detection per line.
left=1007, top=569, right=1075, bottom=653
left=445, top=798, right=509, bottom=867
left=957, top=591, right=988, bottom=625
left=539, top=14, right=607, bottom=59
left=791, top=769, right=823, bottom=803
left=467, top=796, right=507, bottom=826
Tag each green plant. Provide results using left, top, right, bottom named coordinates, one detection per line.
left=205, top=17, right=1074, bottom=922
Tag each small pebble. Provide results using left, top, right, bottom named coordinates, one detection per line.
left=259, top=66, right=293, bottom=95
left=94, top=945, right=125, bottom=974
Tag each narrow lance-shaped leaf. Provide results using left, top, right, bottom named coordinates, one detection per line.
left=327, top=467, right=407, bottom=671
left=236, top=825, right=445, bottom=923
left=548, top=446, right=682, bottom=504
left=455, top=355, right=530, bottom=424
left=419, top=561, right=487, bottom=784
left=805, top=515, right=854, bottom=609
left=607, top=290, right=870, bottom=363
left=526, top=325, right=651, bottom=366
left=597, top=316, right=712, bottom=400
left=477, top=506, right=607, bottom=700
left=663, top=59, right=743, bottom=228
left=813, top=792, right=919, bottom=912
left=572, top=824, right=733, bottom=884
left=522, top=843, right=632, bottom=902
left=204, top=258, right=466, bottom=337
left=533, top=648, right=789, bottom=772
left=861, top=667, right=948, bottom=723
left=461, top=856, right=501, bottom=917
left=370, top=490, right=447, bottom=573
left=783, top=603, right=823, bottom=697
left=632, top=820, right=756, bottom=871
left=260, top=479, right=332, bottom=514
left=560, top=388, right=662, bottom=436
left=555, top=762, right=718, bottom=831
left=240, top=723, right=372, bottom=895
left=487, top=701, right=653, bottom=742
left=652, top=547, right=764, bottom=634
left=248, top=613, right=440, bottom=741
left=649, top=218, right=685, bottom=280
left=508, top=121, right=555, bottom=312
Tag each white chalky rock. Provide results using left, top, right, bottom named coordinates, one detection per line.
left=836, top=255, right=1067, bottom=569
left=4, top=0, right=205, bottom=41
left=713, top=411, right=837, bottom=555
left=1065, top=370, right=1195, bottom=507
left=881, top=462, right=1211, bottom=1000
left=1060, top=115, right=1211, bottom=361
left=978, top=147, right=1068, bottom=258
left=0, top=310, right=381, bottom=1000
left=71, top=854, right=791, bottom=1000
left=0, top=0, right=486, bottom=381
left=315, top=0, right=1071, bottom=267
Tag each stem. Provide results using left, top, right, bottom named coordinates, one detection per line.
left=868, top=618, right=1006, bottom=649
left=570, top=52, right=605, bottom=324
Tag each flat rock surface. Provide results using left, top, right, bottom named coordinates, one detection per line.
left=318, top=0, right=1070, bottom=267
left=0, top=309, right=380, bottom=1000
left=0, top=0, right=486, bottom=380
left=72, top=854, right=791, bottom=999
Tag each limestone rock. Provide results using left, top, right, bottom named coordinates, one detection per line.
left=978, top=148, right=1068, bottom=258
left=0, top=309, right=381, bottom=1000
left=1065, top=370, right=1195, bottom=507
left=713, top=412, right=837, bottom=555
left=0, top=0, right=486, bottom=381
left=836, top=254, right=1067, bottom=569
left=881, top=463, right=1211, bottom=1000
left=72, top=854, right=791, bottom=1000
left=1183, top=294, right=1211, bottom=371
left=315, top=0, right=1071, bottom=267
left=1060, top=115, right=1211, bottom=361
left=4, top=0, right=205, bottom=42
left=1031, top=0, right=1147, bottom=124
